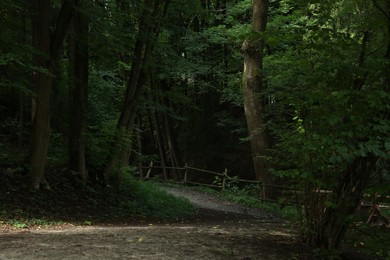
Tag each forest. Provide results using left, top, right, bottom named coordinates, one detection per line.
left=0, top=0, right=389, bottom=258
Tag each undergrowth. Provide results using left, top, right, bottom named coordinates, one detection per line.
left=0, top=171, right=195, bottom=229
left=118, top=176, right=195, bottom=219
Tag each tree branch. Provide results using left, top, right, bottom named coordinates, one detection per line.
left=50, top=0, right=78, bottom=60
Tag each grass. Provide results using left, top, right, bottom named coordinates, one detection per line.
left=118, top=176, right=195, bottom=219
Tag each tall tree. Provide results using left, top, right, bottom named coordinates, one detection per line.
left=30, top=0, right=75, bottom=189
left=103, top=0, right=170, bottom=182
left=68, top=0, right=89, bottom=180
left=241, top=0, right=273, bottom=198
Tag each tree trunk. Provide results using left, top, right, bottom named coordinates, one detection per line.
left=103, top=0, right=170, bottom=182
left=30, top=0, right=75, bottom=189
left=385, top=2, right=390, bottom=91
left=164, top=111, right=182, bottom=179
left=241, top=0, right=274, bottom=198
left=31, top=0, right=53, bottom=189
left=68, top=1, right=89, bottom=181
left=17, top=10, right=27, bottom=151
left=103, top=0, right=153, bottom=182
left=161, top=81, right=182, bottom=179
left=315, top=158, right=374, bottom=250
left=150, top=81, right=169, bottom=180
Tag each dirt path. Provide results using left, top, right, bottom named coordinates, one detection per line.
left=0, top=187, right=308, bottom=260
left=163, top=187, right=279, bottom=220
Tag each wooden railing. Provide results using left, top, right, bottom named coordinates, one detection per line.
left=138, top=162, right=265, bottom=189
left=137, top=162, right=299, bottom=204
left=137, top=162, right=390, bottom=220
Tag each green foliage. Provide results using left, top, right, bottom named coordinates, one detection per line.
left=213, top=175, right=239, bottom=191
left=87, top=119, right=117, bottom=169
left=267, top=0, right=390, bottom=181
left=219, top=187, right=300, bottom=220
left=0, top=2, right=389, bottom=257
left=7, top=219, right=28, bottom=229
left=86, top=69, right=122, bottom=169
left=265, top=0, right=390, bottom=250
left=47, top=133, right=68, bottom=168
left=0, top=1, right=32, bottom=94
left=0, top=206, right=65, bottom=229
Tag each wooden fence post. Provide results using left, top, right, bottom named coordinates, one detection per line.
left=145, top=161, right=153, bottom=179
left=184, top=162, right=188, bottom=186
left=139, top=163, right=144, bottom=179
left=259, top=182, right=265, bottom=199
left=222, top=168, right=228, bottom=190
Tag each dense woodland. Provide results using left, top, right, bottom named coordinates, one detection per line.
left=1, top=0, right=389, bottom=255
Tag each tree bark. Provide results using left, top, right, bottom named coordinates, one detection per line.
left=18, top=11, right=27, bottom=151
left=163, top=110, right=182, bottom=179
left=103, top=0, right=170, bottom=182
left=161, top=81, right=182, bottom=179
left=68, top=1, right=89, bottom=180
left=241, top=0, right=274, bottom=198
left=315, top=158, right=374, bottom=250
left=31, top=0, right=53, bottom=189
left=30, top=0, right=75, bottom=189
left=385, top=2, right=390, bottom=92
left=151, top=92, right=169, bottom=180
left=103, top=0, right=153, bottom=182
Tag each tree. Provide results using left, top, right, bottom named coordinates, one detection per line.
left=265, top=0, right=390, bottom=251
left=30, top=0, right=75, bottom=189
left=68, top=0, right=89, bottom=180
left=0, top=0, right=31, bottom=153
left=315, top=0, right=390, bottom=251
left=241, top=0, right=274, bottom=198
left=103, top=0, right=171, bottom=182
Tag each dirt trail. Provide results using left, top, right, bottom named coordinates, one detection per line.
left=0, top=187, right=307, bottom=260
left=163, top=187, right=279, bottom=220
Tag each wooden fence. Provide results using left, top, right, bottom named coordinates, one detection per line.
left=137, top=162, right=390, bottom=217
left=137, top=162, right=300, bottom=204
left=138, top=162, right=247, bottom=189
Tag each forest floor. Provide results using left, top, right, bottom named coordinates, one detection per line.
left=0, top=192, right=307, bottom=259
left=0, top=173, right=381, bottom=260
left=0, top=175, right=312, bottom=260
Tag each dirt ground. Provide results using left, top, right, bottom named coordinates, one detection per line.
left=0, top=187, right=310, bottom=260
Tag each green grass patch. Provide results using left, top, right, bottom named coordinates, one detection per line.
left=118, top=177, right=195, bottom=219
left=219, top=188, right=300, bottom=221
